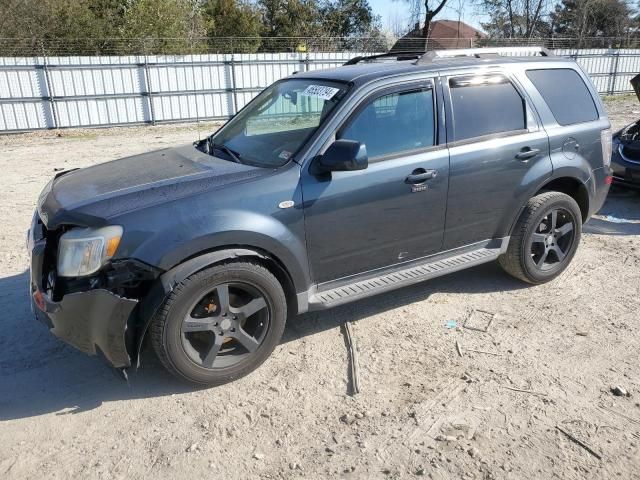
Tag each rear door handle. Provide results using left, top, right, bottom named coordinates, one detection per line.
left=515, top=147, right=540, bottom=161
left=406, top=169, right=437, bottom=184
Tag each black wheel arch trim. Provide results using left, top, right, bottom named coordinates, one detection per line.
left=159, top=248, right=268, bottom=291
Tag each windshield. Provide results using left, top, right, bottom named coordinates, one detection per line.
left=208, top=79, right=349, bottom=167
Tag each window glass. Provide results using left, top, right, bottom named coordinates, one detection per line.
left=526, top=69, right=598, bottom=125
left=212, top=79, right=347, bottom=167
left=245, top=87, right=328, bottom=136
left=449, top=75, right=526, bottom=141
left=340, top=89, right=435, bottom=158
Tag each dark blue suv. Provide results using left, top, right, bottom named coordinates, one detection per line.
left=28, top=48, right=612, bottom=385
left=611, top=74, right=640, bottom=188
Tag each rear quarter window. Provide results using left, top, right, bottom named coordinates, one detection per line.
left=526, top=69, right=599, bottom=126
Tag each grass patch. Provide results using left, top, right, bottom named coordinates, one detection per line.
left=602, top=93, right=637, bottom=105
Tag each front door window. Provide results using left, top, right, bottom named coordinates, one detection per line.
left=339, top=88, right=436, bottom=159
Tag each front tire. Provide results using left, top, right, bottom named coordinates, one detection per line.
left=499, top=191, right=582, bottom=284
left=150, top=261, right=287, bottom=386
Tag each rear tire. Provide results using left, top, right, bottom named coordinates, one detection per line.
left=499, top=191, right=582, bottom=284
left=150, top=261, right=287, bottom=386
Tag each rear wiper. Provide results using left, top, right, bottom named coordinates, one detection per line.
left=208, top=139, right=242, bottom=164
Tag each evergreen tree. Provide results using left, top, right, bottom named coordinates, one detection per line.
left=551, top=0, right=635, bottom=40
left=203, top=0, right=263, bottom=52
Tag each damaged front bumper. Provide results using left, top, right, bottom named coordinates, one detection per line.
left=32, top=289, right=137, bottom=368
left=28, top=213, right=144, bottom=369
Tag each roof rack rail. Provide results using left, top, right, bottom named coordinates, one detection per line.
left=343, top=51, right=425, bottom=66
left=344, top=46, right=553, bottom=67
left=415, top=46, right=553, bottom=64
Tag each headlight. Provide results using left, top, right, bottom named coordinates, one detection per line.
left=57, top=225, right=123, bottom=277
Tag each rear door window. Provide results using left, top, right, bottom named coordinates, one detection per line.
left=339, top=88, right=435, bottom=159
left=448, top=75, right=526, bottom=142
left=526, top=69, right=599, bottom=125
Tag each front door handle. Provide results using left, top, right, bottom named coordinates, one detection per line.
left=515, top=147, right=540, bottom=161
left=406, top=169, right=437, bottom=184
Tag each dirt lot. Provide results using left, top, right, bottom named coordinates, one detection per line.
left=1, top=97, right=639, bottom=480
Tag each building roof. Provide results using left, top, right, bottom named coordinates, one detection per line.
left=430, top=20, right=487, bottom=40
left=390, top=20, right=487, bottom=52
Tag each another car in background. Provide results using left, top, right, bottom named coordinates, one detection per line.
left=611, top=74, right=640, bottom=189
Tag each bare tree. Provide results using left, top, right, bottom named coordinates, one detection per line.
left=422, top=0, right=450, bottom=36
left=479, top=0, right=552, bottom=38
left=451, top=0, right=466, bottom=33
left=394, top=0, right=451, bottom=37
left=387, top=11, right=411, bottom=37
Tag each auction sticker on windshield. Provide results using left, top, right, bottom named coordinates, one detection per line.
left=301, top=85, right=340, bottom=100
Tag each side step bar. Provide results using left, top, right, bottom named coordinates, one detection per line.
left=308, top=244, right=505, bottom=310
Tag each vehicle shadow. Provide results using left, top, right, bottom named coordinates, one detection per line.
left=0, top=261, right=525, bottom=421
left=583, top=189, right=640, bottom=236
left=0, top=270, right=195, bottom=421
left=283, top=261, right=525, bottom=343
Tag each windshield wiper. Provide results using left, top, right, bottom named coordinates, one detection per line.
left=208, top=139, right=242, bottom=164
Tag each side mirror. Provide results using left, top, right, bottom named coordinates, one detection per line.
left=316, top=139, right=368, bottom=174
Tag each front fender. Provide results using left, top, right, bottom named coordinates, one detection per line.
left=130, top=208, right=309, bottom=292
left=125, top=205, right=312, bottom=368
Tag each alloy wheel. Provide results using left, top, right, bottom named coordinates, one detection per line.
left=180, top=282, right=270, bottom=369
left=530, top=207, right=576, bottom=271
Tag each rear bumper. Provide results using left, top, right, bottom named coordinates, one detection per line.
left=587, top=166, right=612, bottom=218
left=28, top=213, right=138, bottom=368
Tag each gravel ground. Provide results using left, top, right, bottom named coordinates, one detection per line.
left=1, top=97, right=639, bottom=480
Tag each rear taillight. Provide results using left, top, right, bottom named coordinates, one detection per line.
left=601, top=129, right=612, bottom=167
left=33, top=290, right=45, bottom=311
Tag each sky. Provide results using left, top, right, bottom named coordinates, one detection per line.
left=368, top=0, right=488, bottom=33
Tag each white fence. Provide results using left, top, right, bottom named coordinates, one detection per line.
left=555, top=49, right=639, bottom=95
left=0, top=49, right=638, bottom=133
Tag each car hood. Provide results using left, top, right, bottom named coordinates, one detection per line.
left=614, top=73, right=640, bottom=147
left=38, top=144, right=270, bottom=228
